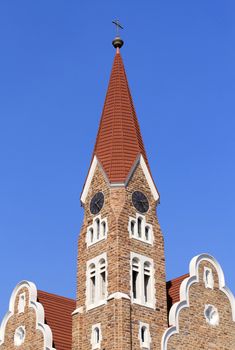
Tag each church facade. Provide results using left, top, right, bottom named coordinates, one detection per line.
left=0, top=36, right=235, bottom=350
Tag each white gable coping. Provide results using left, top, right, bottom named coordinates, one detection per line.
left=0, top=280, right=55, bottom=350
left=161, top=253, right=235, bottom=350
left=81, top=154, right=159, bottom=204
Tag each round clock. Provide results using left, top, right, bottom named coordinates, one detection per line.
left=90, top=192, right=104, bottom=215
left=132, top=191, right=149, bottom=213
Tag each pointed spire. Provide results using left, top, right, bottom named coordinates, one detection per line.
left=93, top=48, right=150, bottom=183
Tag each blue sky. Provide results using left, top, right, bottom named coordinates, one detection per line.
left=0, top=1, right=234, bottom=320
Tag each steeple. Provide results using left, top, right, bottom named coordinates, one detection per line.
left=81, top=35, right=159, bottom=204
left=93, top=44, right=149, bottom=184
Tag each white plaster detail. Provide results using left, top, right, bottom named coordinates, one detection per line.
left=91, top=323, right=102, bottom=350
left=203, top=267, right=214, bottom=289
left=86, top=252, right=108, bottom=311
left=71, top=306, right=84, bottom=315
left=125, top=155, right=159, bottom=202
left=204, top=304, right=219, bottom=326
left=18, top=292, right=26, bottom=313
left=107, top=292, right=130, bottom=301
left=81, top=156, right=98, bottom=204
left=14, top=326, right=25, bottom=346
left=130, top=252, right=155, bottom=309
left=86, top=214, right=108, bottom=247
left=0, top=280, right=55, bottom=349
left=138, top=322, right=151, bottom=349
left=81, top=154, right=160, bottom=204
left=161, top=253, right=235, bottom=350
left=128, top=213, right=153, bottom=245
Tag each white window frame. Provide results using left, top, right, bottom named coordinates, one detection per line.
left=204, top=304, right=219, bottom=326
left=17, top=292, right=26, bottom=313
left=86, top=253, right=108, bottom=310
left=130, top=252, right=155, bottom=308
left=91, top=323, right=102, bottom=349
left=86, top=215, right=108, bottom=247
left=203, top=267, right=214, bottom=289
left=128, top=214, right=153, bottom=245
left=14, top=326, right=26, bottom=346
left=138, top=321, right=151, bottom=349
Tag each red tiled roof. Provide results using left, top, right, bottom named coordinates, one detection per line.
left=37, top=290, right=75, bottom=350
left=93, top=49, right=149, bottom=183
left=166, top=274, right=189, bottom=311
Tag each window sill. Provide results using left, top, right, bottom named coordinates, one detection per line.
left=132, top=299, right=155, bottom=309
left=86, top=299, right=107, bottom=311
left=130, top=235, right=153, bottom=246
left=87, top=236, right=106, bottom=248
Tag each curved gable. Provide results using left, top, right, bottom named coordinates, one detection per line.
left=162, top=254, right=235, bottom=350
left=0, top=281, right=55, bottom=350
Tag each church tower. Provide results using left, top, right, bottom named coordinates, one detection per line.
left=72, top=35, right=168, bottom=350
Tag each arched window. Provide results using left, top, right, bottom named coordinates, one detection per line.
left=94, top=327, right=99, bottom=344
left=128, top=214, right=153, bottom=244
left=137, top=217, right=142, bottom=238
left=141, top=326, right=147, bottom=343
left=89, top=228, right=94, bottom=243
left=87, top=253, right=107, bottom=310
left=17, top=292, right=26, bottom=314
left=139, top=322, right=151, bottom=349
left=99, top=258, right=106, bottom=300
left=145, top=226, right=150, bottom=241
left=132, top=258, right=140, bottom=300
left=204, top=267, right=214, bottom=289
left=130, top=253, right=154, bottom=308
left=96, top=218, right=100, bottom=240
left=91, top=323, right=102, bottom=349
left=144, top=262, right=151, bottom=303
left=87, top=216, right=108, bottom=247
left=89, top=263, right=96, bottom=304
left=131, top=220, right=135, bottom=235
left=101, top=221, right=106, bottom=237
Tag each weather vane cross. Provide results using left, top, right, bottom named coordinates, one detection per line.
left=112, top=19, right=124, bottom=37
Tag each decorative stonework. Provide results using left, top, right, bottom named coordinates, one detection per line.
left=161, top=253, right=235, bottom=350
left=0, top=280, right=55, bottom=350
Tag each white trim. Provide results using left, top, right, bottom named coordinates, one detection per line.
left=107, top=292, right=130, bottom=301
left=130, top=252, right=155, bottom=309
left=86, top=252, right=108, bottom=311
left=0, top=280, right=55, bottom=350
left=72, top=306, right=84, bottom=315
left=81, top=154, right=160, bottom=204
left=81, top=156, right=98, bottom=204
left=138, top=321, right=151, bottom=349
left=128, top=213, right=153, bottom=245
left=140, top=155, right=159, bottom=202
left=161, top=253, right=235, bottom=350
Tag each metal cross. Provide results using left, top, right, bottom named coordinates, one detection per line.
left=112, top=19, right=124, bottom=36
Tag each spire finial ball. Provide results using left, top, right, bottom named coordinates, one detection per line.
left=112, top=37, right=124, bottom=49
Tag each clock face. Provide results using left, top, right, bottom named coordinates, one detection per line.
left=132, top=191, right=149, bottom=213
left=90, top=192, right=104, bottom=215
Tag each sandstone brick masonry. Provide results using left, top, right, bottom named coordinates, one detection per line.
left=73, top=162, right=168, bottom=350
